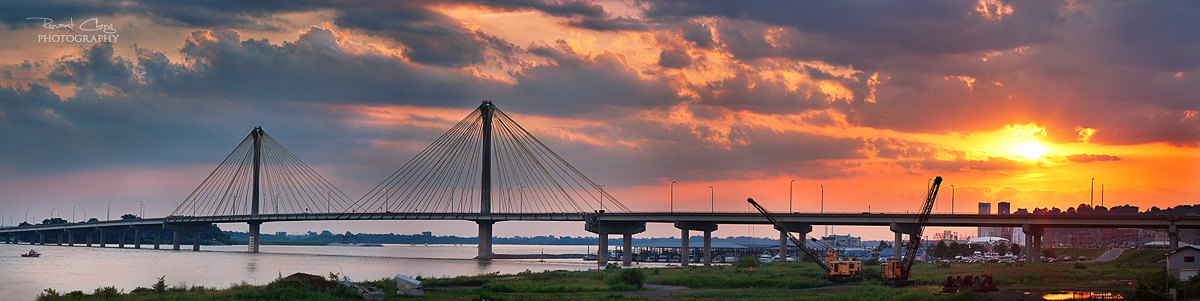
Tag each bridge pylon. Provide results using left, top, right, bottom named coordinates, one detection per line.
left=170, top=126, right=356, bottom=253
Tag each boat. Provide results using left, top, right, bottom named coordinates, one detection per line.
left=21, top=250, right=40, bottom=257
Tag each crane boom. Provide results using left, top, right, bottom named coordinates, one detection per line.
left=900, top=176, right=942, bottom=279
left=747, top=198, right=830, bottom=273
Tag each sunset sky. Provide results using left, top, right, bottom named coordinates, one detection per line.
left=1, top=0, right=1197, bottom=240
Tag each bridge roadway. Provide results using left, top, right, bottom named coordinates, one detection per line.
left=1, top=212, right=1193, bottom=266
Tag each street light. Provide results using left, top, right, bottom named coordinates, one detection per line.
left=1090, top=178, right=1095, bottom=207
left=140, top=201, right=145, bottom=218
left=951, top=185, right=955, bottom=214
left=1101, top=184, right=1104, bottom=207
left=708, top=186, right=714, bottom=213
left=82, top=209, right=86, bottom=222
left=107, top=203, right=111, bottom=221
left=789, top=179, right=795, bottom=213
left=819, top=185, right=825, bottom=236
left=670, top=181, right=676, bottom=213
left=73, top=205, right=77, bottom=223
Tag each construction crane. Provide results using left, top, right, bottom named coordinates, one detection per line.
left=747, top=198, right=862, bottom=283
left=882, top=176, right=942, bottom=287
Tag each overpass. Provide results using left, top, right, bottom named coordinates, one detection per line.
left=1, top=101, right=1190, bottom=267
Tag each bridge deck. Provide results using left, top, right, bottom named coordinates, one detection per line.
left=1, top=212, right=1196, bottom=234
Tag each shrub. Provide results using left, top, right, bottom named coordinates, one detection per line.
left=606, top=268, right=646, bottom=289
left=92, top=286, right=121, bottom=298
left=130, top=287, right=155, bottom=295
left=605, top=262, right=621, bottom=270
left=481, top=282, right=514, bottom=293
left=65, top=291, right=84, bottom=298
left=1073, top=262, right=1088, bottom=269
left=862, top=258, right=881, bottom=266
left=733, top=256, right=761, bottom=269
left=39, top=288, right=60, bottom=298
left=152, top=276, right=168, bottom=293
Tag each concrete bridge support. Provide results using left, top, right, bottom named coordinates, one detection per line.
left=192, top=232, right=201, bottom=251
left=99, top=231, right=106, bottom=247
left=68, top=233, right=74, bottom=246
left=118, top=231, right=126, bottom=248
left=248, top=222, right=261, bottom=253
left=585, top=218, right=646, bottom=267
left=133, top=229, right=141, bottom=249
left=57, top=234, right=63, bottom=246
left=476, top=221, right=494, bottom=259
left=86, top=232, right=93, bottom=247
left=890, top=223, right=921, bottom=261
left=38, top=233, right=45, bottom=245
left=173, top=231, right=181, bottom=250
left=1170, top=224, right=1180, bottom=250
left=1023, top=225, right=1043, bottom=264
left=675, top=222, right=718, bottom=266
left=777, top=223, right=812, bottom=262
left=153, top=230, right=161, bottom=249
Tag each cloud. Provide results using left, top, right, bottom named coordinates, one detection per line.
left=1065, top=153, right=1121, bottom=163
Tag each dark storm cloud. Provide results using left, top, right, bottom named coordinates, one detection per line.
left=330, top=3, right=498, bottom=67
left=568, top=16, right=647, bottom=32
left=656, top=48, right=691, bottom=69
left=130, top=0, right=323, bottom=30
left=48, top=43, right=139, bottom=92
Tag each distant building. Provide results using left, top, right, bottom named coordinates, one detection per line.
left=978, top=203, right=993, bottom=238
left=1167, top=246, right=1200, bottom=280
left=820, top=235, right=862, bottom=248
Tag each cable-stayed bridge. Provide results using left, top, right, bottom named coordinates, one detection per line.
left=3, top=101, right=1199, bottom=266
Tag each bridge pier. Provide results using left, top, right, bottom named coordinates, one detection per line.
left=248, top=222, right=261, bottom=253
left=68, top=233, right=74, bottom=246
left=585, top=217, right=646, bottom=267
left=476, top=221, right=494, bottom=259
left=680, top=229, right=689, bottom=267
left=622, top=233, right=633, bottom=267
left=173, top=231, right=180, bottom=250
left=86, top=232, right=93, bottom=247
left=193, top=232, right=201, bottom=251
left=99, top=231, right=106, bottom=247
left=134, top=229, right=141, bottom=249
left=889, top=223, right=920, bottom=261
left=154, top=230, right=161, bottom=249
left=38, top=233, right=45, bottom=245
left=674, top=222, right=717, bottom=266
left=57, top=234, right=63, bottom=246
left=1023, top=224, right=1043, bottom=264
left=777, top=223, right=811, bottom=262
left=118, top=231, right=126, bottom=248
left=598, top=232, right=609, bottom=266
left=1170, top=224, right=1180, bottom=250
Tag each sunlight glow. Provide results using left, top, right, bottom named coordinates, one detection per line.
left=1013, top=141, right=1048, bottom=160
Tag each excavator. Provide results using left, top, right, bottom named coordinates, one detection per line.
left=748, top=198, right=862, bottom=283
left=882, top=176, right=941, bottom=287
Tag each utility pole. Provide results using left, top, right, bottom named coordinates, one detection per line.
left=670, top=181, right=675, bottom=213
left=709, top=186, right=714, bottom=212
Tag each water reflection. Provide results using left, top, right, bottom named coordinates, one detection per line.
left=1033, top=291, right=1123, bottom=300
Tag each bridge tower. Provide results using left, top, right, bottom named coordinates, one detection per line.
left=478, top=100, right=495, bottom=259
left=248, top=127, right=263, bottom=253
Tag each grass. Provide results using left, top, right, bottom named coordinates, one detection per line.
left=1044, top=247, right=1107, bottom=259
left=39, top=248, right=1168, bottom=300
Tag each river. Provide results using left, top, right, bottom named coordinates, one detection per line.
left=0, top=243, right=610, bottom=300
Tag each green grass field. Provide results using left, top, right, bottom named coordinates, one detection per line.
left=39, top=248, right=1169, bottom=300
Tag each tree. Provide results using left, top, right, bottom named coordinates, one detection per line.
left=992, top=243, right=1008, bottom=254
left=87, top=218, right=99, bottom=223
left=120, top=214, right=140, bottom=220
left=933, top=241, right=950, bottom=258
left=1009, top=244, right=1022, bottom=256
left=42, top=217, right=68, bottom=225
left=18, top=221, right=32, bottom=227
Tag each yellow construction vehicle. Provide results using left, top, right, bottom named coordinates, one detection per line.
left=748, top=198, right=862, bottom=283
left=882, top=176, right=941, bottom=287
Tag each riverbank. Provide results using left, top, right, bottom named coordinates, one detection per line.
left=38, top=249, right=1169, bottom=300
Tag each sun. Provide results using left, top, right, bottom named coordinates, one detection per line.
left=1012, top=141, right=1048, bottom=160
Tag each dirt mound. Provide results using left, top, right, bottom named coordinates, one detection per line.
left=274, top=273, right=339, bottom=290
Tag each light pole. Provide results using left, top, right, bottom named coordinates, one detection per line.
left=708, top=186, right=714, bottom=212
left=789, top=179, right=795, bottom=213
left=670, top=181, right=676, bottom=213
left=107, top=203, right=111, bottom=221
left=73, top=205, right=77, bottom=223
left=140, top=201, right=144, bottom=218
left=1101, top=184, right=1104, bottom=207
left=25, top=210, right=29, bottom=223
left=819, top=185, right=825, bottom=237
left=951, top=185, right=955, bottom=214
left=82, top=209, right=86, bottom=222
left=1090, top=178, right=1095, bottom=207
